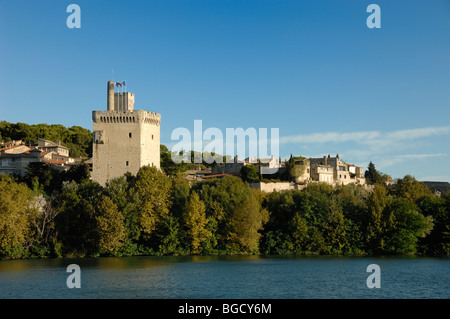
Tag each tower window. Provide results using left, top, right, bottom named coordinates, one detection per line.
left=126, top=161, right=129, bottom=166
left=129, top=132, right=132, bottom=138
left=152, top=134, right=154, bottom=140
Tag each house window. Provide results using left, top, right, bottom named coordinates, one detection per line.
left=126, top=161, right=129, bottom=166
left=152, top=134, right=154, bottom=140
left=129, top=133, right=132, bottom=138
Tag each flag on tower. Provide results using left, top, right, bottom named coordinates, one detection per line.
left=116, top=82, right=122, bottom=87
left=122, top=81, right=126, bottom=87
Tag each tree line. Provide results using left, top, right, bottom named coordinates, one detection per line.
left=0, top=158, right=448, bottom=259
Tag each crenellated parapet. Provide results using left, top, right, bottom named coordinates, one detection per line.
left=92, top=109, right=161, bottom=126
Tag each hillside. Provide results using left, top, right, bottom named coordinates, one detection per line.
left=0, top=121, right=93, bottom=158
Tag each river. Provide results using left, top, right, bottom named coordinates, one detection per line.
left=0, top=255, right=448, bottom=299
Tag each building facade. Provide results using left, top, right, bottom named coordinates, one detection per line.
left=0, top=146, right=41, bottom=176
left=0, top=139, right=75, bottom=176
left=91, top=81, right=161, bottom=186
left=309, top=155, right=365, bottom=185
left=37, top=138, right=70, bottom=157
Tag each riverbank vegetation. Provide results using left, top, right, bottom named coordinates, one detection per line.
left=1, top=159, right=448, bottom=260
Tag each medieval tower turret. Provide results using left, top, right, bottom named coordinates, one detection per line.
left=92, top=81, right=161, bottom=186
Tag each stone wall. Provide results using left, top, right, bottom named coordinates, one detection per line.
left=92, top=109, right=161, bottom=186
left=212, top=162, right=244, bottom=175
left=249, top=181, right=306, bottom=193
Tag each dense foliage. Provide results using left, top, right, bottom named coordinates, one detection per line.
left=160, top=144, right=230, bottom=176
left=0, top=122, right=448, bottom=258
left=0, top=160, right=448, bottom=259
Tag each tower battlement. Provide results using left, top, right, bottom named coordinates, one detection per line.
left=107, top=81, right=136, bottom=111
left=92, top=110, right=161, bottom=125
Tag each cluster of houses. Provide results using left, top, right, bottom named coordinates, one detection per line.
left=182, top=154, right=367, bottom=192
left=183, top=154, right=450, bottom=195
left=0, top=139, right=80, bottom=176
left=3, top=138, right=448, bottom=195
left=292, top=154, right=366, bottom=185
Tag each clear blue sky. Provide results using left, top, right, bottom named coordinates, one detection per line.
left=0, top=0, right=449, bottom=181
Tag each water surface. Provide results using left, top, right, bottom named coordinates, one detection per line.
left=0, top=255, right=448, bottom=299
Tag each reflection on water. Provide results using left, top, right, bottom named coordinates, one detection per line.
left=0, top=255, right=449, bottom=299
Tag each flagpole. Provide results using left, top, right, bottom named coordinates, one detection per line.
left=123, top=80, right=126, bottom=111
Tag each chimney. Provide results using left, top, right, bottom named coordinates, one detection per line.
left=107, top=81, right=115, bottom=111
left=323, top=155, right=327, bottom=166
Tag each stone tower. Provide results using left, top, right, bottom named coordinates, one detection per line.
left=92, top=81, right=161, bottom=186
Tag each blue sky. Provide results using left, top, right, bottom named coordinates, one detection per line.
left=0, top=0, right=449, bottom=181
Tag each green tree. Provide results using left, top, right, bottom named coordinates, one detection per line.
left=334, top=184, right=368, bottom=254
left=105, top=175, right=141, bottom=248
left=0, top=176, right=38, bottom=258
left=54, top=179, right=103, bottom=256
left=135, top=165, right=172, bottom=240
left=170, top=175, right=191, bottom=219
left=417, top=195, right=449, bottom=255
left=364, top=161, right=382, bottom=185
left=183, top=192, right=211, bottom=254
left=364, top=184, right=392, bottom=253
left=30, top=194, right=61, bottom=257
left=24, top=160, right=90, bottom=195
left=160, top=144, right=187, bottom=176
left=444, top=192, right=450, bottom=255
left=290, top=212, right=309, bottom=253
left=155, top=214, right=183, bottom=255
left=226, top=189, right=269, bottom=252
left=383, top=198, right=433, bottom=254
left=240, top=164, right=259, bottom=183
left=393, top=175, right=432, bottom=203
left=261, top=190, right=303, bottom=254
left=322, top=196, right=348, bottom=254
left=193, top=176, right=268, bottom=252
left=63, top=162, right=90, bottom=184
left=95, top=195, right=126, bottom=255
left=24, top=162, right=62, bottom=194
left=66, top=125, right=93, bottom=157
